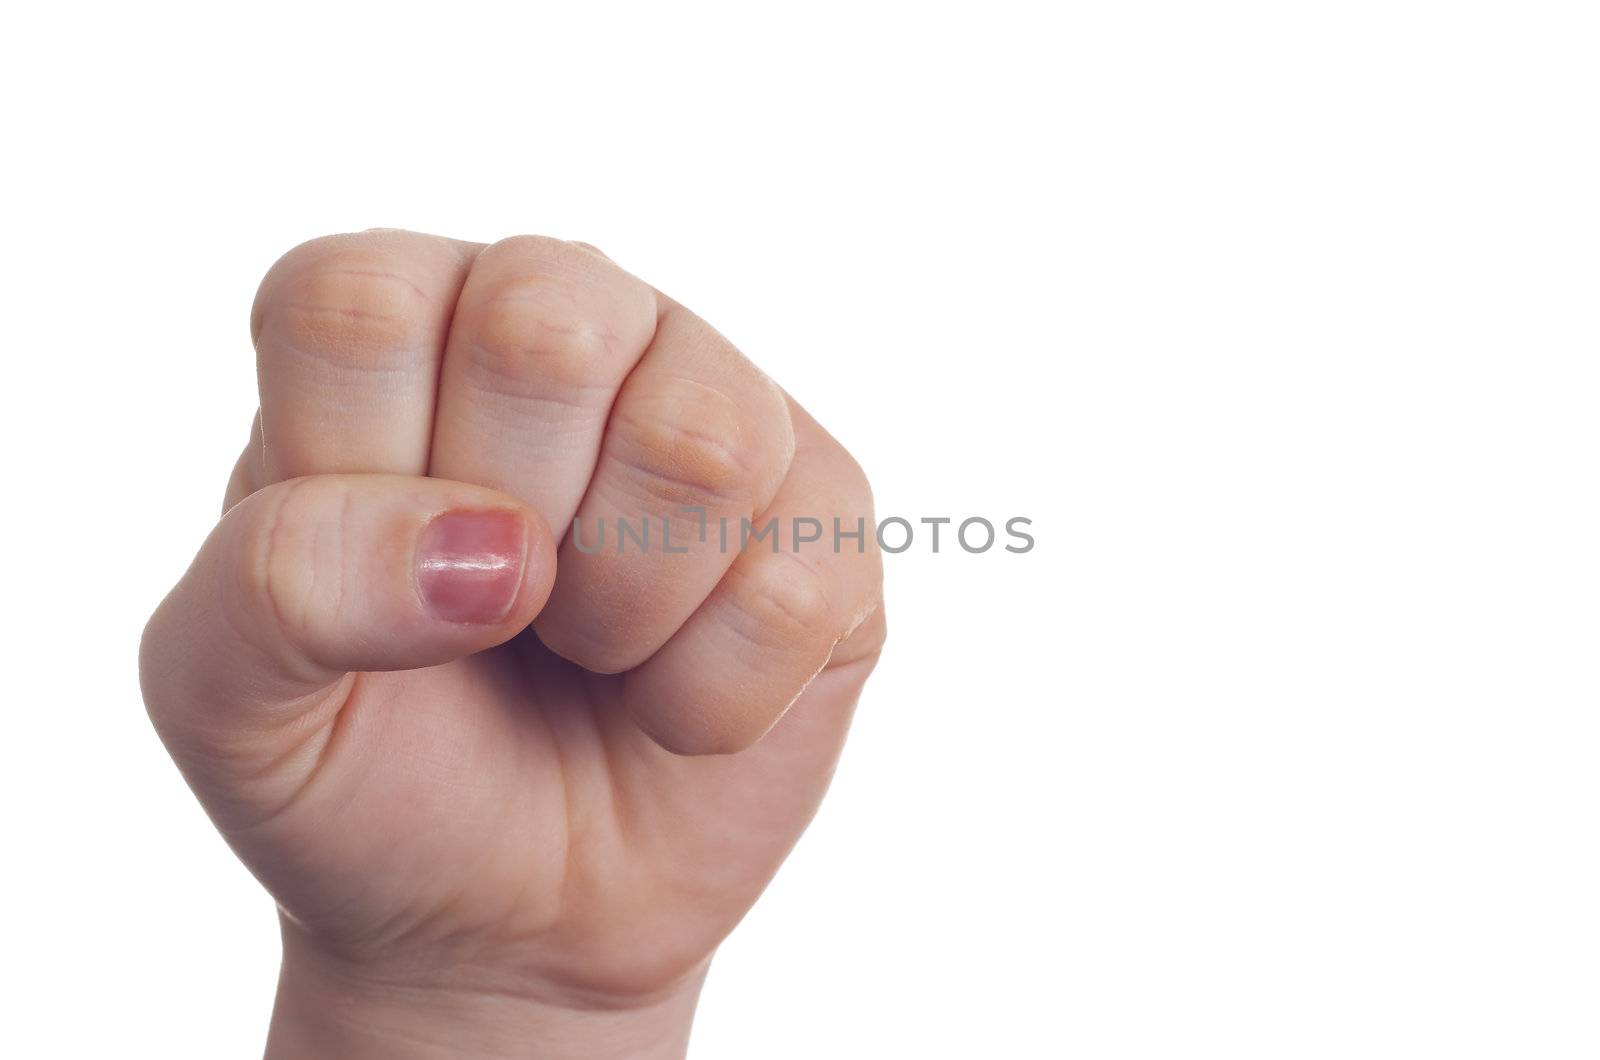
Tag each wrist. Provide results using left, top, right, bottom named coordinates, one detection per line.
left=266, top=925, right=705, bottom=1060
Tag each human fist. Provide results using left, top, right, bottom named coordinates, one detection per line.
left=139, top=231, right=885, bottom=1058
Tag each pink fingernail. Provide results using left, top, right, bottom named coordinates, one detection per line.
left=416, top=509, right=526, bottom=624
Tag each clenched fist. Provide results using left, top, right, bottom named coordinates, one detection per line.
left=139, top=231, right=886, bottom=1058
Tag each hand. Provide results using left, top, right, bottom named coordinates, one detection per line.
left=139, top=231, right=885, bottom=1058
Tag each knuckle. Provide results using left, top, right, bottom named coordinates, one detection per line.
left=730, top=552, right=838, bottom=647
left=254, top=236, right=440, bottom=370
left=235, top=480, right=339, bottom=666
left=466, top=274, right=620, bottom=395
left=607, top=380, right=761, bottom=507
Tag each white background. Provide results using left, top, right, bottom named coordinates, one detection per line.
left=4, top=2, right=1597, bottom=1057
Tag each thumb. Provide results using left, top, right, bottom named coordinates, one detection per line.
left=140, top=473, right=556, bottom=790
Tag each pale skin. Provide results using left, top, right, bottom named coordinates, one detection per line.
left=139, top=231, right=886, bottom=1058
